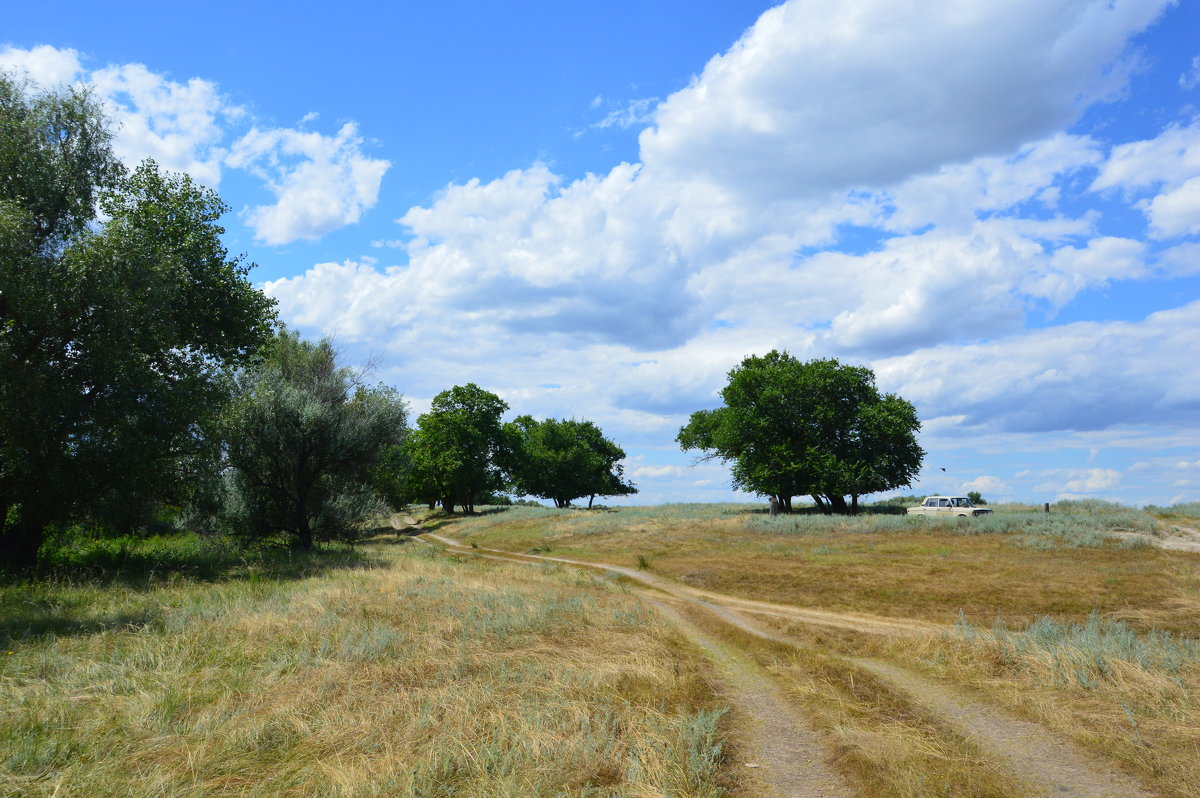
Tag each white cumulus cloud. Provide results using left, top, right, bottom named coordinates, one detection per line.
left=228, top=123, right=390, bottom=246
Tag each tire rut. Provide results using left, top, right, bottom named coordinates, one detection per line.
left=644, top=596, right=855, bottom=798
left=421, top=530, right=1157, bottom=798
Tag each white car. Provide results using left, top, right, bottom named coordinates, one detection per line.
left=907, top=496, right=993, bottom=517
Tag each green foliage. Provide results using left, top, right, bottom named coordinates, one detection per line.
left=506, top=416, right=637, bottom=507
left=404, top=383, right=510, bottom=513
left=677, top=352, right=923, bottom=513
left=0, top=74, right=276, bottom=570
left=220, top=332, right=408, bottom=549
left=967, top=491, right=988, bottom=505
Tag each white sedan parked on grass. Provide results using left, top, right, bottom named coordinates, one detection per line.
left=907, top=496, right=993, bottom=517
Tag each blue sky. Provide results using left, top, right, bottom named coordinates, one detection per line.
left=4, top=0, right=1199, bottom=507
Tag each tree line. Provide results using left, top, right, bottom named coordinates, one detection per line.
left=1, top=74, right=924, bottom=571
left=0, top=74, right=635, bottom=570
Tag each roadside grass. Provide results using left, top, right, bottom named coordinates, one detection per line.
left=877, top=613, right=1200, bottom=798
left=433, top=504, right=1200, bottom=634
left=1, top=536, right=737, bottom=797
left=671, top=603, right=1032, bottom=798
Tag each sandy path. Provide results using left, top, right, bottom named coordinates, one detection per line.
left=422, top=532, right=938, bottom=636
left=644, top=596, right=854, bottom=798
left=1110, top=523, right=1200, bottom=553
left=421, top=529, right=1158, bottom=798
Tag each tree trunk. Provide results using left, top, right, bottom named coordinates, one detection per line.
left=782, top=495, right=793, bottom=514
left=588, top=494, right=595, bottom=509
left=296, top=514, right=313, bottom=551
left=811, top=495, right=828, bottom=514
left=851, top=494, right=859, bottom=514
left=427, top=500, right=435, bottom=510
left=828, top=495, right=849, bottom=514
left=441, top=497, right=454, bottom=513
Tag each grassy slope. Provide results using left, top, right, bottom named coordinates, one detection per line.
left=1, top=538, right=736, bottom=798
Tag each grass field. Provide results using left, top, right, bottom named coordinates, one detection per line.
left=1, top=536, right=736, bottom=797
left=5, top=501, right=1198, bottom=796
left=434, top=501, right=1198, bottom=633
left=435, top=501, right=1200, bottom=797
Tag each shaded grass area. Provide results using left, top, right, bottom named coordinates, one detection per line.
left=1, top=538, right=737, bottom=797
left=433, top=503, right=1200, bottom=634
left=1, top=534, right=383, bottom=647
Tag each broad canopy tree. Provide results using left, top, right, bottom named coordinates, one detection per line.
left=405, top=384, right=510, bottom=513
left=678, top=352, right=923, bottom=514
left=0, top=74, right=276, bottom=568
left=506, top=416, right=636, bottom=508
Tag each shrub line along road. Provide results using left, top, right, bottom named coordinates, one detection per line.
left=417, top=524, right=1157, bottom=798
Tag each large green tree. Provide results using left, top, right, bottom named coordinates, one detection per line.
left=506, top=416, right=636, bottom=508
left=0, top=74, right=276, bottom=568
left=677, top=352, right=923, bottom=514
left=221, top=332, right=408, bottom=550
left=405, top=384, right=509, bottom=513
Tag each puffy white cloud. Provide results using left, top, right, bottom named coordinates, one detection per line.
left=1092, top=121, right=1200, bottom=237
left=960, top=476, right=1011, bottom=496
left=90, top=63, right=228, bottom=187
left=228, top=123, right=390, bottom=245
left=1, top=45, right=385, bottom=243
left=1142, top=176, right=1200, bottom=238
left=1033, top=468, right=1122, bottom=495
left=640, top=0, right=1165, bottom=202
left=0, top=44, right=82, bottom=85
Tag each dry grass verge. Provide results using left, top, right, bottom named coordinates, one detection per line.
left=1, top=538, right=737, bottom=797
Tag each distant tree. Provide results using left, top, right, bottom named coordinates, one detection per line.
left=404, top=384, right=509, bottom=513
left=222, top=332, right=408, bottom=550
left=506, top=416, right=637, bottom=508
left=967, top=491, right=988, bottom=505
left=677, top=352, right=923, bottom=514
left=0, top=74, right=276, bottom=569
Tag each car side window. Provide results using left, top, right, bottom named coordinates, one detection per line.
left=938, top=498, right=950, bottom=507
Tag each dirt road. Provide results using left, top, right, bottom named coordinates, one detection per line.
left=421, top=528, right=1156, bottom=797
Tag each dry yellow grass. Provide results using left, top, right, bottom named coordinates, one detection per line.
left=1, top=539, right=738, bottom=797
left=442, top=504, right=1200, bottom=796
left=441, top=505, right=1200, bottom=634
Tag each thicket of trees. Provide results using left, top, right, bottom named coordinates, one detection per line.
left=400, top=385, right=637, bottom=513
left=678, top=352, right=923, bottom=514
left=0, top=75, right=276, bottom=569
left=505, top=416, right=636, bottom=508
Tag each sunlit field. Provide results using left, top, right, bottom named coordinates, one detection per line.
left=1, top=538, right=735, bottom=797
left=437, top=500, right=1200, bottom=797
